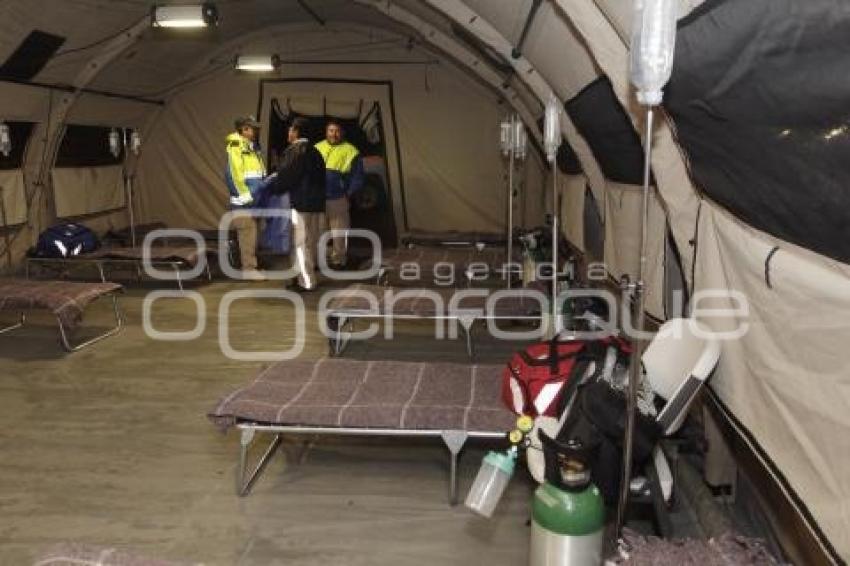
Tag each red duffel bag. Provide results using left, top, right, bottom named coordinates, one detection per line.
left=501, top=336, right=630, bottom=418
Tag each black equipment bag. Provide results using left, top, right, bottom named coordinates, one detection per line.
left=557, top=380, right=663, bottom=505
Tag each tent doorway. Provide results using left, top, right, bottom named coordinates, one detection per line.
left=259, top=80, right=406, bottom=252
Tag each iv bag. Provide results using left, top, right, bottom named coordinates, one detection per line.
left=544, top=95, right=561, bottom=163
left=130, top=130, right=142, bottom=155
left=108, top=128, right=121, bottom=159
left=500, top=117, right=513, bottom=157
left=630, top=0, right=678, bottom=106
left=0, top=123, right=10, bottom=157
left=514, top=120, right=527, bottom=161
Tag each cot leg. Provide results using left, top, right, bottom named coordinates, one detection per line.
left=0, top=313, right=25, bottom=334
left=236, top=427, right=283, bottom=497
left=57, top=293, right=124, bottom=352
left=441, top=430, right=468, bottom=505
left=458, top=316, right=476, bottom=360
left=376, top=267, right=389, bottom=286
left=328, top=315, right=353, bottom=357
left=172, top=264, right=184, bottom=292
left=96, top=262, right=107, bottom=283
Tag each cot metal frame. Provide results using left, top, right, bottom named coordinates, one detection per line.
left=234, top=423, right=505, bottom=504
left=0, top=290, right=123, bottom=351
left=326, top=309, right=542, bottom=359
left=25, top=256, right=212, bottom=291
left=374, top=263, right=523, bottom=287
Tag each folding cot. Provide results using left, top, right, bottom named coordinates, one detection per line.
left=208, top=358, right=515, bottom=503
left=365, top=245, right=522, bottom=286
left=26, top=244, right=213, bottom=291
left=400, top=229, right=509, bottom=248
left=324, top=283, right=545, bottom=358
left=0, top=278, right=123, bottom=351
left=105, top=224, right=239, bottom=268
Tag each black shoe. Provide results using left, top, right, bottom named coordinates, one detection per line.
left=288, top=282, right=316, bottom=293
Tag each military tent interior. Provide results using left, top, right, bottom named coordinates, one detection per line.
left=0, top=0, right=847, bottom=564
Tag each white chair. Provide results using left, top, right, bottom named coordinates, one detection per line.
left=643, top=317, right=722, bottom=436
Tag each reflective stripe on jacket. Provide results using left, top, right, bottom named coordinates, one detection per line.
left=225, top=132, right=266, bottom=207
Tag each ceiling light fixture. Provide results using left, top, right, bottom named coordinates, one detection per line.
left=151, top=3, right=219, bottom=29
left=235, top=54, right=281, bottom=72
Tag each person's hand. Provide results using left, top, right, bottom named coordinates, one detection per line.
left=230, top=194, right=254, bottom=207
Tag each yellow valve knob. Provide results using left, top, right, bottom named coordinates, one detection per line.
left=508, top=429, right=524, bottom=445
left=516, top=415, right=534, bottom=433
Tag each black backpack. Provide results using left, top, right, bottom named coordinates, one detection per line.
left=557, top=380, right=662, bottom=505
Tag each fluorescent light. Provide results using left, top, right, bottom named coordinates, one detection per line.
left=152, top=3, right=218, bottom=28
left=235, top=54, right=280, bottom=72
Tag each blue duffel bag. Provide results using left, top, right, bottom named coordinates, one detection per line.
left=33, top=223, right=100, bottom=258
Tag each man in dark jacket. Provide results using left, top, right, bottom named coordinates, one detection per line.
left=271, top=118, right=326, bottom=291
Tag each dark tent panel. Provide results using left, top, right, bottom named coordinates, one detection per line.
left=565, top=76, right=645, bottom=185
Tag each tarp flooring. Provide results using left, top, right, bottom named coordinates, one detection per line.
left=0, top=281, right=717, bottom=564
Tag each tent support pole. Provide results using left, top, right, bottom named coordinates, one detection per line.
left=551, top=164, right=559, bottom=334
left=507, top=115, right=515, bottom=289
left=616, top=105, right=654, bottom=534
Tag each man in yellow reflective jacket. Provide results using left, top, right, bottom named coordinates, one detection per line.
left=315, top=120, right=364, bottom=268
left=225, top=115, right=266, bottom=280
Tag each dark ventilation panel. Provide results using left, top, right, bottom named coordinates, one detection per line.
left=55, top=125, right=124, bottom=168
left=0, top=31, right=66, bottom=81
left=0, top=122, right=35, bottom=170
left=556, top=141, right=582, bottom=175
left=565, top=76, right=645, bottom=185
left=666, top=0, right=850, bottom=264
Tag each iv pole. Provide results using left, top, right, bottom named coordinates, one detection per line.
left=124, top=130, right=137, bottom=248
left=615, top=105, right=654, bottom=533
left=543, top=97, right=562, bottom=336
left=502, top=114, right=525, bottom=289
left=0, top=186, right=11, bottom=271
left=615, top=0, right=677, bottom=534
left=118, top=129, right=141, bottom=248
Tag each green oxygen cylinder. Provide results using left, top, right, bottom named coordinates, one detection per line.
left=530, top=435, right=605, bottom=566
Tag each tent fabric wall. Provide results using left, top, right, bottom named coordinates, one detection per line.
left=0, top=170, right=27, bottom=226
left=603, top=182, right=665, bottom=319
left=550, top=0, right=702, bottom=287
left=135, top=27, right=543, bottom=235
left=560, top=174, right=585, bottom=252
left=694, top=201, right=850, bottom=561
left=52, top=165, right=124, bottom=219
left=423, top=0, right=610, bottom=223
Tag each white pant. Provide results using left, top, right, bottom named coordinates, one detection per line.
left=291, top=209, right=325, bottom=289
